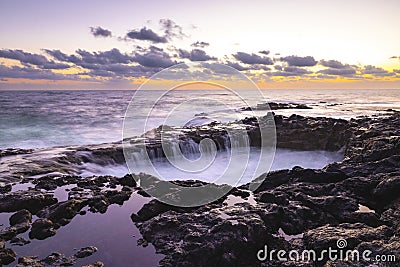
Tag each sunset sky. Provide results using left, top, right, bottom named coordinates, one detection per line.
left=1, top=0, right=399, bottom=89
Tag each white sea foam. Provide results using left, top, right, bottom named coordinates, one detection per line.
left=78, top=148, right=343, bottom=185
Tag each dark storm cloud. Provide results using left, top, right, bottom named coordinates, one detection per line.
left=280, top=55, right=317, bottom=67
left=191, top=41, right=210, bottom=48
left=90, top=26, right=112, bottom=38
left=233, top=52, right=273, bottom=65
left=362, top=65, right=392, bottom=76
left=0, top=49, right=70, bottom=69
left=319, top=59, right=347, bottom=69
left=178, top=49, right=216, bottom=61
left=126, top=27, right=167, bottom=43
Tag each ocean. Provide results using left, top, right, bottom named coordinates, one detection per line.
left=1, top=89, right=399, bottom=150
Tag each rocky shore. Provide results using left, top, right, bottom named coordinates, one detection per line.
left=0, top=112, right=399, bottom=266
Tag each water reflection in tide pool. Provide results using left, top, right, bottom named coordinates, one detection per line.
left=9, top=192, right=163, bottom=267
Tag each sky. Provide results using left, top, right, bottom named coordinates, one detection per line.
left=0, top=0, right=399, bottom=89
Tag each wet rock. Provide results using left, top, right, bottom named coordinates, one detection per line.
left=242, top=102, right=312, bottom=111
left=74, top=246, right=98, bottom=258
left=37, top=199, right=87, bottom=226
left=291, top=167, right=347, bottom=184
left=0, top=148, right=33, bottom=158
left=0, top=184, right=12, bottom=194
left=118, top=174, right=137, bottom=187
left=274, top=116, right=351, bottom=151
left=259, top=191, right=289, bottom=205
left=380, top=199, right=400, bottom=233
left=41, top=252, right=75, bottom=266
left=82, top=262, right=105, bottom=267
left=303, top=223, right=392, bottom=253
left=16, top=256, right=44, bottom=267
left=229, top=188, right=250, bottom=198
left=29, top=218, right=56, bottom=240
left=0, top=190, right=57, bottom=214
left=104, top=190, right=131, bottom=205
left=136, top=188, right=151, bottom=198
left=373, top=175, right=400, bottom=204
left=87, top=195, right=109, bottom=213
left=356, top=236, right=400, bottom=266
left=131, top=200, right=172, bottom=222
left=137, top=238, right=149, bottom=247
left=10, top=236, right=31, bottom=246
left=137, top=208, right=274, bottom=266
left=0, top=216, right=31, bottom=241
left=10, top=209, right=32, bottom=226
left=0, top=227, right=18, bottom=241
left=0, top=247, right=16, bottom=265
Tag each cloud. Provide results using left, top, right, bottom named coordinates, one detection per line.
left=159, top=19, right=186, bottom=39
left=233, top=52, right=273, bottom=65
left=318, top=68, right=356, bottom=76
left=46, top=48, right=135, bottom=65
left=126, top=27, right=167, bottom=43
left=281, top=55, right=317, bottom=66
left=319, top=59, right=347, bottom=69
left=270, top=66, right=311, bottom=77
left=362, top=65, right=392, bottom=76
left=0, top=49, right=70, bottom=69
left=3, top=45, right=397, bottom=84
left=83, top=64, right=159, bottom=78
left=75, top=48, right=133, bottom=64
left=225, top=61, right=251, bottom=71
left=133, top=46, right=177, bottom=68
left=48, top=47, right=177, bottom=76
left=0, top=64, right=78, bottom=80
left=389, top=56, right=399, bottom=59
left=259, top=50, right=270, bottom=55
left=191, top=41, right=210, bottom=48
left=318, top=59, right=359, bottom=76
left=90, top=26, right=112, bottom=38
left=178, top=49, right=215, bottom=61
left=45, top=48, right=171, bottom=77
left=45, top=48, right=135, bottom=70
left=124, top=19, right=186, bottom=44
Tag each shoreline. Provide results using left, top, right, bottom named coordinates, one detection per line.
left=0, top=112, right=399, bottom=266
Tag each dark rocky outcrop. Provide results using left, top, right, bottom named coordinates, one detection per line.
left=0, top=247, right=16, bottom=266
left=0, top=191, right=57, bottom=214
left=129, top=113, right=400, bottom=266
left=74, top=246, right=98, bottom=258
left=1, top=113, right=400, bottom=266
left=29, top=219, right=56, bottom=240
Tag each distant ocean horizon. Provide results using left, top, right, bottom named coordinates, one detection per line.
left=1, top=89, right=399, bottom=149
